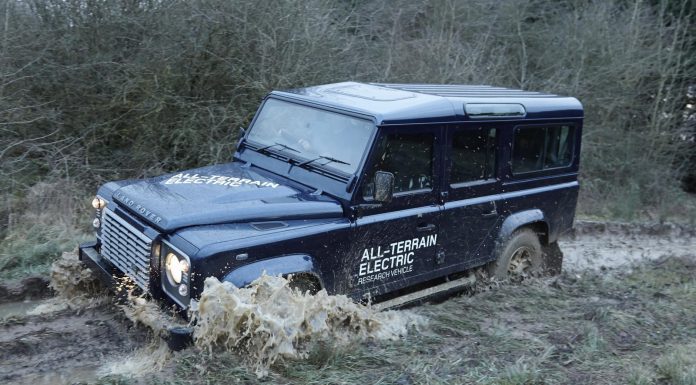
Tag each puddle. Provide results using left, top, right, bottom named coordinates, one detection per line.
left=7, top=367, right=102, bottom=385
left=0, top=300, right=44, bottom=320
left=560, top=232, right=696, bottom=272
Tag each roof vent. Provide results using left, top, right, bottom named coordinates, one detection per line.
left=465, top=103, right=526, bottom=118
left=250, top=221, right=289, bottom=231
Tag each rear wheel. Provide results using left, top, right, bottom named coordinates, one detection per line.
left=488, top=228, right=543, bottom=281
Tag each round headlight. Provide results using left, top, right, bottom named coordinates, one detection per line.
left=92, top=196, right=106, bottom=209
left=166, top=252, right=183, bottom=284
left=179, top=259, right=190, bottom=274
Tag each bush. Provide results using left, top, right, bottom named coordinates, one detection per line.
left=0, top=0, right=694, bottom=245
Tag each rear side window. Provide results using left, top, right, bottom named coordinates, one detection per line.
left=451, top=128, right=496, bottom=184
left=512, top=125, right=574, bottom=173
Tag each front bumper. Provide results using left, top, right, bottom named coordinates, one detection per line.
left=78, top=241, right=146, bottom=299
left=78, top=241, right=121, bottom=290
left=78, top=241, right=194, bottom=350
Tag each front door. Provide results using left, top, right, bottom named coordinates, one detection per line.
left=348, top=126, right=442, bottom=300
left=439, top=124, right=502, bottom=269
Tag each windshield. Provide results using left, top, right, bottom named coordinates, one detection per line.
left=246, top=98, right=375, bottom=174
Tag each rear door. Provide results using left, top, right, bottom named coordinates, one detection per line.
left=439, top=123, right=503, bottom=269
left=347, top=125, right=443, bottom=299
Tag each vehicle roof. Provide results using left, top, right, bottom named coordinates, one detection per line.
left=273, top=82, right=583, bottom=125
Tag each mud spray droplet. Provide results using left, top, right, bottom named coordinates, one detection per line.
left=191, top=275, right=426, bottom=378
left=98, top=341, right=172, bottom=378
left=29, top=251, right=109, bottom=315
left=120, top=290, right=186, bottom=336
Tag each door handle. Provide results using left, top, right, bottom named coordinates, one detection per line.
left=417, top=223, right=437, bottom=232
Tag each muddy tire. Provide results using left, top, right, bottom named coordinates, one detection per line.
left=288, top=274, right=320, bottom=295
left=488, top=228, right=543, bottom=281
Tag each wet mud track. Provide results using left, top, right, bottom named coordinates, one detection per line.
left=0, top=221, right=694, bottom=384
left=0, top=304, right=149, bottom=384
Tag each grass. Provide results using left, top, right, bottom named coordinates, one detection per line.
left=128, top=256, right=696, bottom=385
left=0, top=180, right=92, bottom=280
left=0, top=223, right=90, bottom=279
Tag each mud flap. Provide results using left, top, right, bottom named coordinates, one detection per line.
left=542, top=242, right=564, bottom=275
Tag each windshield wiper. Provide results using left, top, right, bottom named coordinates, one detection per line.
left=298, top=155, right=350, bottom=168
left=257, top=142, right=300, bottom=154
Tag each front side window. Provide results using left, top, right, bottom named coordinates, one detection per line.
left=246, top=98, right=375, bottom=174
left=363, top=133, right=434, bottom=197
left=512, top=125, right=574, bottom=174
left=451, top=128, right=496, bottom=184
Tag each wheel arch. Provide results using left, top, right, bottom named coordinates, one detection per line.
left=222, top=254, right=325, bottom=289
left=493, top=210, right=562, bottom=275
left=497, top=209, right=550, bottom=247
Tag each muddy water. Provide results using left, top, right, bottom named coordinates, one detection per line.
left=0, top=300, right=44, bottom=320
left=24, top=252, right=111, bottom=317
left=561, top=222, right=696, bottom=272
left=0, top=305, right=150, bottom=384
left=192, top=275, right=424, bottom=377
left=1, top=224, right=694, bottom=383
left=0, top=252, right=152, bottom=384
left=98, top=341, right=172, bottom=378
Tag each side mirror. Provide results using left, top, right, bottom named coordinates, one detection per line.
left=373, top=171, right=395, bottom=203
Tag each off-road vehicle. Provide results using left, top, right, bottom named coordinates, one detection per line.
left=79, top=82, right=582, bottom=312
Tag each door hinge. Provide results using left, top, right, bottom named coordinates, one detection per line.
left=436, top=250, right=446, bottom=265
left=439, top=191, right=448, bottom=205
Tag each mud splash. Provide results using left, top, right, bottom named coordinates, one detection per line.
left=98, top=341, right=172, bottom=378
left=120, top=289, right=188, bottom=336
left=192, top=275, right=425, bottom=377
left=29, top=251, right=108, bottom=315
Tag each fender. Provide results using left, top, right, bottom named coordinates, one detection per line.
left=222, top=254, right=324, bottom=288
left=496, top=209, right=547, bottom=246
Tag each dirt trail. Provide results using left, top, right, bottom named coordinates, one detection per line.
left=0, top=221, right=694, bottom=384
left=560, top=221, right=696, bottom=272
left=0, top=304, right=149, bottom=384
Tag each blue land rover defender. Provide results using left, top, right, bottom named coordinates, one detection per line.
left=79, top=82, right=582, bottom=312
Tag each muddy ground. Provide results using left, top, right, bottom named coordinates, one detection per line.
left=0, top=221, right=695, bottom=385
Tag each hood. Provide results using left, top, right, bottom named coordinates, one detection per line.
left=110, top=162, right=343, bottom=231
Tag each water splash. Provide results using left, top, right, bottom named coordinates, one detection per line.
left=120, top=290, right=187, bottom=337
left=98, top=341, right=172, bottom=378
left=191, top=275, right=425, bottom=377
left=29, top=251, right=108, bottom=315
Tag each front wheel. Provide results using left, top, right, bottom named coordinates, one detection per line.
left=287, top=274, right=321, bottom=295
left=488, top=228, right=543, bottom=281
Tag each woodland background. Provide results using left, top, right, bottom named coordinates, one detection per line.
left=1, top=0, right=694, bottom=277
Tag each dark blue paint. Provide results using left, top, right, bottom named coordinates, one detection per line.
left=223, top=254, right=321, bottom=288
left=79, top=82, right=583, bottom=310
left=110, top=162, right=343, bottom=231
left=280, top=82, right=582, bottom=125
